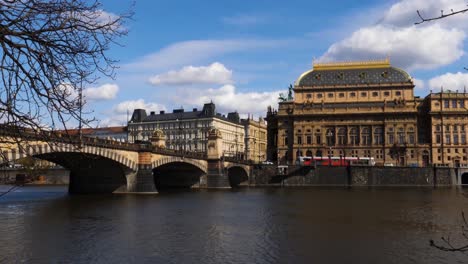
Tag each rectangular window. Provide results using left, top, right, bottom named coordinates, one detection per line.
left=306, top=94, right=312, bottom=99
left=396, top=91, right=401, bottom=96
left=339, top=93, right=345, bottom=98
left=460, top=100, right=465, bottom=108
left=388, top=134, right=394, bottom=144
left=372, top=92, right=379, bottom=97
left=436, top=134, right=441, bottom=144
left=454, top=134, right=459, bottom=145
left=445, top=134, right=451, bottom=144
left=316, top=135, right=321, bottom=144
left=452, top=100, right=458, bottom=108
left=361, top=92, right=367, bottom=97
left=306, top=136, right=312, bottom=144
left=297, top=136, right=302, bottom=144
left=350, top=92, right=356, bottom=97
left=317, top=94, right=323, bottom=99
left=462, top=134, right=466, bottom=144
left=384, top=91, right=390, bottom=96
left=408, top=134, right=415, bottom=144
left=284, top=137, right=288, bottom=145
left=444, top=100, right=450, bottom=108
left=328, top=93, right=334, bottom=98
left=398, top=133, right=405, bottom=144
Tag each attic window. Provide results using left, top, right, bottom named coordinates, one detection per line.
left=315, top=74, right=321, bottom=80
left=359, top=72, right=367, bottom=79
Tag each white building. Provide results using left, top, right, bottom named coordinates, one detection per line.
left=127, top=102, right=245, bottom=158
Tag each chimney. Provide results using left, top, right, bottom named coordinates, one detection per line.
left=150, top=111, right=155, bottom=115
left=160, top=110, right=165, bottom=114
left=193, top=108, right=198, bottom=112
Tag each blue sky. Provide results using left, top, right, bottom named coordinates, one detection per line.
left=84, top=0, right=468, bottom=127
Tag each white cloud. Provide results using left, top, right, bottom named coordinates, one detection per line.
left=428, top=72, right=468, bottom=91
left=320, top=24, right=465, bottom=71
left=382, top=0, right=468, bottom=28
left=320, top=0, right=467, bottom=71
left=98, top=99, right=166, bottom=127
left=83, top=83, right=119, bottom=101
left=123, top=39, right=290, bottom=72
left=113, top=99, right=165, bottom=114
left=412, top=78, right=426, bottom=90
left=149, top=62, right=233, bottom=86
left=176, top=85, right=284, bottom=118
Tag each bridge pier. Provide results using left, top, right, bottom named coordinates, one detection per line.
left=124, top=152, right=158, bottom=194
left=204, top=128, right=231, bottom=189
left=206, top=159, right=230, bottom=188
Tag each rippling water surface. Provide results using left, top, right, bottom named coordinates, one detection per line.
left=0, top=185, right=467, bottom=263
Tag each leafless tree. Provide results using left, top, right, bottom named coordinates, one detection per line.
left=0, top=0, right=132, bottom=145
left=430, top=211, right=468, bottom=252
left=415, top=5, right=468, bottom=25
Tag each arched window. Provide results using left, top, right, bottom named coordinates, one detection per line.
left=306, top=150, right=313, bottom=157
left=326, top=128, right=335, bottom=146
left=397, top=127, right=405, bottom=144
left=361, top=127, right=371, bottom=145
left=374, top=127, right=384, bottom=145
left=337, top=128, right=347, bottom=145
left=350, top=127, right=359, bottom=145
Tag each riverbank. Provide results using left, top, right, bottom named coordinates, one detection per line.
left=250, top=165, right=468, bottom=187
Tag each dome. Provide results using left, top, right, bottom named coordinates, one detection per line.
left=295, top=59, right=413, bottom=87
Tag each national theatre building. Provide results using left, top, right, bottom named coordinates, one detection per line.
left=267, top=59, right=468, bottom=167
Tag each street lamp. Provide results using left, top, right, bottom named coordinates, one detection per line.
left=327, top=130, right=334, bottom=166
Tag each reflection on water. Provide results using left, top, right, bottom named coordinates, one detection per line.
left=0, top=186, right=467, bottom=263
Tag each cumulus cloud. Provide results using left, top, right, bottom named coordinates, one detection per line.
left=113, top=99, right=165, bottom=114
left=176, top=85, right=284, bottom=118
left=320, top=0, right=467, bottom=71
left=428, top=72, right=468, bottom=91
left=83, top=83, right=119, bottom=101
left=321, top=24, right=465, bottom=71
left=382, top=0, right=468, bottom=28
left=98, top=99, right=166, bottom=127
left=148, top=62, right=233, bottom=86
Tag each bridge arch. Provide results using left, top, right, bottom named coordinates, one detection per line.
left=152, top=157, right=207, bottom=190
left=226, top=165, right=250, bottom=187
left=1, top=143, right=138, bottom=193
left=152, top=157, right=207, bottom=173
left=462, top=172, right=468, bottom=185
left=2, top=143, right=138, bottom=171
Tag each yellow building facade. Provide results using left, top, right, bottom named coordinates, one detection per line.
left=267, top=59, right=468, bottom=167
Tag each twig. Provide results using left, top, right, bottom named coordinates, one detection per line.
left=0, top=185, right=18, bottom=198
left=415, top=6, right=468, bottom=25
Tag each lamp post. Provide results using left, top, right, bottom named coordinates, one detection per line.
left=327, top=130, right=334, bottom=166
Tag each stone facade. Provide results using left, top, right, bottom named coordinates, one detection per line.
left=242, top=117, right=267, bottom=163
left=267, top=59, right=468, bottom=167
left=128, top=102, right=267, bottom=163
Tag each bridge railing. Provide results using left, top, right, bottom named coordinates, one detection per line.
left=0, top=126, right=214, bottom=160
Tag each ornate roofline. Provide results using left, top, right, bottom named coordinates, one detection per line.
left=312, top=58, right=390, bottom=71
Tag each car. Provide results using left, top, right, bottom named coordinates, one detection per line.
left=261, top=161, right=274, bottom=165
left=383, top=162, right=395, bottom=167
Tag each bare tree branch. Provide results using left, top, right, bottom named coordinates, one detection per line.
left=430, top=211, right=468, bottom=252
left=415, top=6, right=468, bottom=24
left=0, top=0, right=132, bottom=153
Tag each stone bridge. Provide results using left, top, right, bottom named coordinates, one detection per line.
left=0, top=127, right=252, bottom=194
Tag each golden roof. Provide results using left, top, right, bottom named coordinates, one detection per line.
left=313, top=58, right=391, bottom=71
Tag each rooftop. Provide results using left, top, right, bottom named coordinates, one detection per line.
left=295, top=59, right=413, bottom=87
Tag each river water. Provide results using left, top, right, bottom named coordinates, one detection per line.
left=0, top=186, right=467, bottom=263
